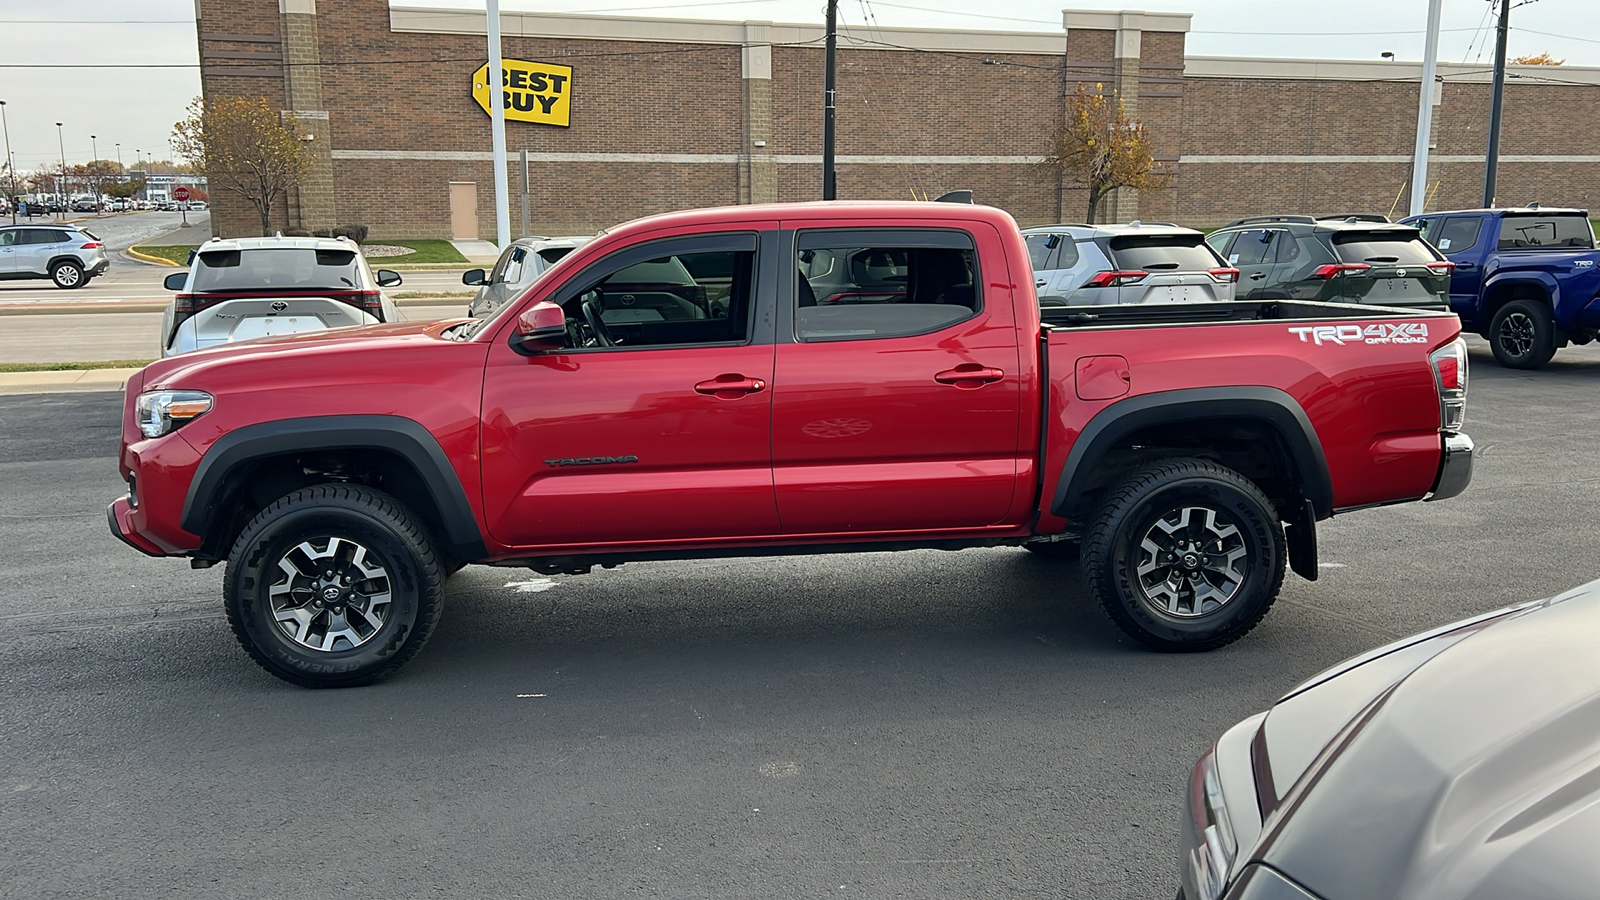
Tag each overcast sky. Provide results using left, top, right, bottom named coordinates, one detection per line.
left=3, top=0, right=1596, bottom=174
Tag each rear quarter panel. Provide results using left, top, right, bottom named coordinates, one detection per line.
left=1037, top=312, right=1458, bottom=532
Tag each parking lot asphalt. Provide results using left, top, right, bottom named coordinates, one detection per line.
left=3, top=339, right=1598, bottom=899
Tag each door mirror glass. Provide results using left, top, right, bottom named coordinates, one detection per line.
left=375, top=269, right=403, bottom=287
left=462, top=268, right=486, bottom=286
left=163, top=271, right=188, bottom=291
left=512, top=301, right=567, bottom=352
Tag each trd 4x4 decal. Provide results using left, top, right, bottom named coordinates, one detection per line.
left=1288, top=322, right=1429, bottom=346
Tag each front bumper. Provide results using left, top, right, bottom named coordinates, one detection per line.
left=107, top=498, right=163, bottom=556
left=1425, top=432, right=1473, bottom=501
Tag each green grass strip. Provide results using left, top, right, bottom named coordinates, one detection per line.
left=0, top=360, right=154, bottom=373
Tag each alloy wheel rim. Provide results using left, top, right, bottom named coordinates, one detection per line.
left=267, top=536, right=393, bottom=652
left=57, top=267, right=79, bottom=286
left=1133, top=505, right=1249, bottom=618
left=1499, top=311, right=1535, bottom=357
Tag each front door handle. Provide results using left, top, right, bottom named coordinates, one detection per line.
left=694, top=373, right=767, bottom=398
left=934, top=365, right=1004, bottom=387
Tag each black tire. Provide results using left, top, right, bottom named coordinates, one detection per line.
left=1024, top=541, right=1080, bottom=560
left=223, top=484, right=445, bottom=688
left=50, top=260, right=85, bottom=289
left=1489, top=299, right=1557, bottom=369
left=1083, top=458, right=1285, bottom=652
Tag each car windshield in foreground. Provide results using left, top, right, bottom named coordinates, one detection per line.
left=1330, top=232, right=1436, bottom=265
left=1107, top=235, right=1218, bottom=271
left=191, top=248, right=361, bottom=292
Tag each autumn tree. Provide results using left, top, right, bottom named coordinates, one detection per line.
left=1039, top=83, right=1171, bottom=223
left=105, top=177, right=146, bottom=201
left=171, top=96, right=313, bottom=235
left=1510, top=52, right=1564, bottom=65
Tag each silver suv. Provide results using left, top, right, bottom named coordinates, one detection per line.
left=1022, top=222, right=1238, bottom=306
left=0, top=224, right=109, bottom=288
left=159, top=235, right=402, bottom=356
left=464, top=235, right=591, bottom=318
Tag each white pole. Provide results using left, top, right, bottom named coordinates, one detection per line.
left=1409, top=0, right=1443, bottom=216
left=487, top=0, right=510, bottom=248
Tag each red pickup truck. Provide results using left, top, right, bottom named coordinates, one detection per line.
left=108, top=201, right=1473, bottom=687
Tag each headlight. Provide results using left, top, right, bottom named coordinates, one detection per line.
left=1181, top=745, right=1238, bottom=900
left=135, top=389, right=212, bottom=439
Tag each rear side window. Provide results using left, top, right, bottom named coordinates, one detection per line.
left=1025, top=233, right=1079, bottom=272
left=1109, top=234, right=1219, bottom=271
left=1221, top=229, right=1272, bottom=266
left=191, top=248, right=362, bottom=292
left=537, top=246, right=575, bottom=266
left=795, top=229, right=979, bottom=341
left=1331, top=231, right=1437, bottom=265
left=1497, top=216, right=1595, bottom=250
left=1434, top=217, right=1482, bottom=253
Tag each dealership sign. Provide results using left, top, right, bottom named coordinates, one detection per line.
left=471, top=59, right=572, bottom=127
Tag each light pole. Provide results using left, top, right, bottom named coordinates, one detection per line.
left=0, top=100, right=13, bottom=224
left=55, top=122, right=66, bottom=220
left=90, top=134, right=100, bottom=205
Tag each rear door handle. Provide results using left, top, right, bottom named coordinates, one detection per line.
left=694, top=374, right=767, bottom=398
left=934, top=365, right=1004, bottom=387
left=1035, top=279, right=1049, bottom=287
left=1249, top=272, right=1266, bottom=280
left=1456, top=262, right=1475, bottom=270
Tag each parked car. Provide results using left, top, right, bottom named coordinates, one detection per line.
left=70, top=198, right=100, bottom=213
left=0, top=223, right=109, bottom=288
left=1178, top=576, right=1600, bottom=900
left=1204, top=215, right=1453, bottom=310
left=1399, top=206, right=1600, bottom=369
left=464, top=235, right=591, bottom=318
left=157, top=235, right=402, bottom=356
left=1022, top=222, right=1239, bottom=306
left=109, top=201, right=1473, bottom=687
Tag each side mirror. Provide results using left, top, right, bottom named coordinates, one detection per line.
left=462, top=268, right=486, bottom=286
left=375, top=269, right=402, bottom=287
left=163, top=271, right=188, bottom=291
left=512, top=301, right=567, bottom=353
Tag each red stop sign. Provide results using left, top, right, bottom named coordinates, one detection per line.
left=173, top=187, right=190, bottom=202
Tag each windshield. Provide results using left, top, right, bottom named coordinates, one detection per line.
left=1330, top=231, right=1437, bottom=264
left=191, top=248, right=361, bottom=292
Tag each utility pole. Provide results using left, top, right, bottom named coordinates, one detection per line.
left=1409, top=0, right=1443, bottom=216
left=822, top=0, right=837, bottom=200
left=487, top=0, right=511, bottom=249
left=519, top=147, right=530, bottom=238
left=1482, top=0, right=1511, bottom=207
left=55, top=122, right=66, bottom=220
left=0, top=100, right=13, bottom=224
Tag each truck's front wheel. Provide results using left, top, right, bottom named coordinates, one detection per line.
left=1489, top=299, right=1557, bottom=369
left=1083, top=459, right=1284, bottom=652
left=223, top=484, right=445, bottom=688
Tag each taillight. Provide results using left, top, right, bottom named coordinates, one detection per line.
left=358, top=291, right=385, bottom=319
left=1084, top=270, right=1149, bottom=288
left=1429, top=337, right=1468, bottom=432
left=79, top=241, right=103, bottom=250
left=1208, top=267, right=1240, bottom=284
left=1426, top=261, right=1455, bottom=275
left=1310, top=263, right=1372, bottom=279
left=168, top=294, right=197, bottom=347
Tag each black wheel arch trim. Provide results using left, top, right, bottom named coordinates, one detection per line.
left=180, top=415, right=488, bottom=562
left=1051, top=386, right=1333, bottom=522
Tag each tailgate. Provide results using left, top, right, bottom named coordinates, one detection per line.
left=1124, top=272, right=1230, bottom=304
left=1346, top=265, right=1449, bottom=308
left=190, top=296, right=375, bottom=351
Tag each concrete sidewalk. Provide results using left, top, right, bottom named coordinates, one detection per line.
left=0, top=368, right=139, bottom=395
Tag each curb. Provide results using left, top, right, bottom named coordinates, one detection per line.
left=0, top=367, right=139, bottom=395
left=126, top=247, right=181, bottom=266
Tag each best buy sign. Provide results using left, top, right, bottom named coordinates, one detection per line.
left=472, top=59, right=572, bottom=127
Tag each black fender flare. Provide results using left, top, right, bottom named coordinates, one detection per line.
left=180, top=415, right=487, bottom=562
left=1051, top=386, right=1333, bottom=522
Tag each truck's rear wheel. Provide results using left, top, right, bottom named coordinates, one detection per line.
left=1083, top=459, right=1284, bottom=652
left=223, top=484, right=445, bottom=688
left=1489, top=299, right=1556, bottom=369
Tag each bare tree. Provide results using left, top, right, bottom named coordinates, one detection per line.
left=1039, top=83, right=1172, bottom=224
left=172, top=96, right=313, bottom=235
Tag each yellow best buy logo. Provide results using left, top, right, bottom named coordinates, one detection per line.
left=472, top=59, right=572, bottom=127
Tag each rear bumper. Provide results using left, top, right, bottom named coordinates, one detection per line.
left=87, top=258, right=109, bottom=276
left=1425, top=432, right=1474, bottom=502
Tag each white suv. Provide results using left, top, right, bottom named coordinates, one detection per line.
left=1022, top=222, right=1239, bottom=306
left=159, top=235, right=403, bottom=356
left=0, top=224, right=110, bottom=288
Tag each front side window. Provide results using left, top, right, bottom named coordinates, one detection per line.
left=794, top=229, right=979, bottom=342
left=501, top=247, right=528, bottom=285
left=1224, top=229, right=1274, bottom=266
left=559, top=238, right=756, bottom=350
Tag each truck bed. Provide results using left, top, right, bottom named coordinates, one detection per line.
left=1040, top=299, right=1456, bottom=329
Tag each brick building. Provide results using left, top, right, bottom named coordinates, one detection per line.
left=195, top=0, right=1600, bottom=239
